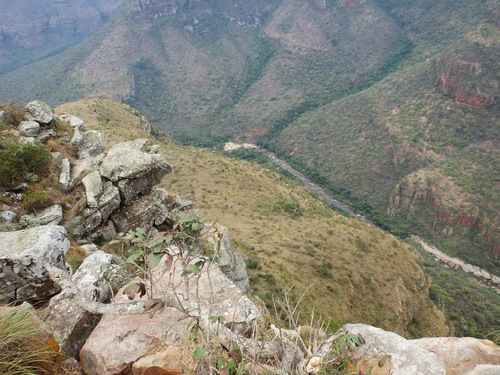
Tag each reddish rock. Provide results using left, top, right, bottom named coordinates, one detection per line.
left=436, top=53, right=495, bottom=107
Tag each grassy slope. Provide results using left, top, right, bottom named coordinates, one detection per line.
left=55, top=98, right=448, bottom=338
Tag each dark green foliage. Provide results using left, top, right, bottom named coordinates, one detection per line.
left=417, top=245, right=500, bottom=339
left=0, top=143, right=52, bottom=187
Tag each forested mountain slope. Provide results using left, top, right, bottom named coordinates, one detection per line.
left=0, top=0, right=498, bottom=272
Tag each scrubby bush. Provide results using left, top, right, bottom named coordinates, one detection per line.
left=0, top=101, right=26, bottom=127
left=0, top=143, right=52, bottom=187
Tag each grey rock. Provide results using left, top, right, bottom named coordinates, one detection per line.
left=411, top=337, right=500, bottom=375
left=68, top=208, right=103, bottom=237
left=0, top=110, right=5, bottom=122
left=0, top=225, right=71, bottom=303
left=71, top=129, right=106, bottom=160
left=82, top=171, right=103, bottom=208
left=18, top=120, right=40, bottom=137
left=35, top=205, right=63, bottom=226
left=99, top=140, right=171, bottom=201
left=111, top=188, right=168, bottom=234
left=19, top=136, right=36, bottom=145
left=68, top=115, right=86, bottom=131
left=343, top=323, right=446, bottom=375
left=25, top=100, right=54, bottom=124
left=59, top=158, right=71, bottom=191
left=0, top=210, right=16, bottom=224
left=205, top=225, right=250, bottom=292
left=36, top=129, right=56, bottom=143
left=465, top=365, right=500, bottom=375
left=97, top=181, right=120, bottom=221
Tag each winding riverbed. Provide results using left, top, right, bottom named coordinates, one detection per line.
left=222, top=143, right=499, bottom=291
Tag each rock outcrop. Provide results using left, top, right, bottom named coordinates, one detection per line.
left=0, top=225, right=71, bottom=303
left=436, top=24, right=498, bottom=107
left=344, top=323, right=447, bottom=375
left=42, top=251, right=118, bottom=358
left=411, top=337, right=500, bottom=375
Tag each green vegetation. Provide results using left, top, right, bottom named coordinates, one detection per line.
left=415, top=243, right=500, bottom=339
left=0, top=143, right=52, bottom=187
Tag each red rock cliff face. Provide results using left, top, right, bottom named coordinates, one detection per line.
left=388, top=182, right=499, bottom=255
left=436, top=56, right=495, bottom=107
left=340, top=0, right=366, bottom=6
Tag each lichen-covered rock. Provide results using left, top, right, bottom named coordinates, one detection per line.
left=71, top=129, right=106, bottom=160
left=0, top=210, right=16, bottom=224
left=0, top=225, right=71, bottom=303
left=34, top=204, right=63, bottom=226
left=343, top=324, right=446, bottom=375
left=68, top=208, right=103, bottom=236
left=411, top=337, right=500, bottom=375
left=25, top=100, right=55, bottom=124
left=82, top=171, right=103, bottom=208
left=97, top=181, right=120, bottom=221
left=111, top=188, right=168, bottom=234
left=43, top=251, right=116, bottom=358
left=68, top=115, right=86, bottom=131
left=59, top=158, right=71, bottom=191
left=18, top=120, right=40, bottom=136
left=205, top=225, right=250, bottom=292
left=99, top=140, right=171, bottom=202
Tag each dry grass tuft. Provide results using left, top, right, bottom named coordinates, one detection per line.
left=0, top=305, right=60, bottom=375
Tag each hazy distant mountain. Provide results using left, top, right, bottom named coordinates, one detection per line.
left=0, top=0, right=127, bottom=75
left=0, top=0, right=498, bottom=272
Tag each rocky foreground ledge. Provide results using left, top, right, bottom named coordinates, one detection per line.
left=1, top=101, right=499, bottom=375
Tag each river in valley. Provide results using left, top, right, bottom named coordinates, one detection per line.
left=222, top=143, right=499, bottom=291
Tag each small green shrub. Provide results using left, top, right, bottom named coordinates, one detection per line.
left=0, top=143, right=52, bottom=187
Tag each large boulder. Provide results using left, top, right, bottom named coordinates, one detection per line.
left=97, top=181, right=121, bottom=221
left=43, top=251, right=115, bottom=358
left=34, top=204, right=63, bottom=226
left=71, top=129, right=106, bottom=160
left=80, top=307, right=187, bottom=375
left=80, top=250, right=261, bottom=374
left=82, top=171, right=103, bottom=208
left=0, top=225, right=71, bottom=303
left=343, top=324, right=446, bottom=375
left=99, top=139, right=171, bottom=204
left=411, top=337, right=500, bottom=375
left=18, top=120, right=40, bottom=137
left=110, top=188, right=169, bottom=234
left=25, top=100, right=55, bottom=124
